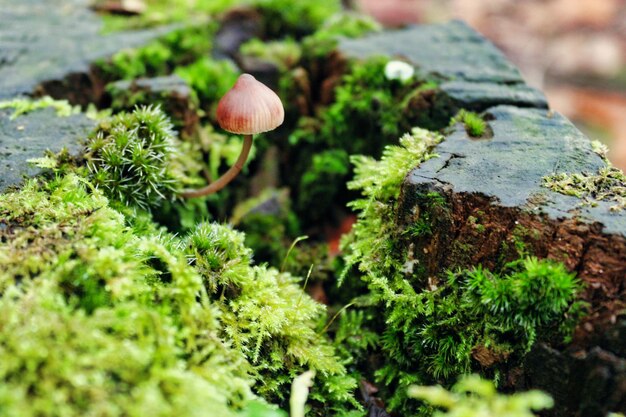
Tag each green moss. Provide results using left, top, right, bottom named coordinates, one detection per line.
left=309, top=11, right=381, bottom=42
left=365, top=253, right=584, bottom=413
left=84, top=106, right=182, bottom=209
left=101, top=0, right=236, bottom=31
left=408, top=375, right=553, bottom=417
left=105, top=78, right=200, bottom=135
left=152, top=124, right=259, bottom=232
left=0, top=96, right=79, bottom=119
left=175, top=57, right=240, bottom=115
left=451, top=110, right=487, bottom=137
left=404, top=192, right=447, bottom=238
left=230, top=188, right=300, bottom=267
left=496, top=225, right=530, bottom=267
left=296, top=149, right=350, bottom=221
left=287, top=57, right=409, bottom=154
left=467, top=216, right=486, bottom=233
left=254, top=0, right=341, bottom=39
left=240, top=38, right=302, bottom=72
left=98, top=26, right=214, bottom=81
left=182, top=223, right=358, bottom=412
left=314, top=58, right=407, bottom=155
left=0, top=175, right=253, bottom=416
left=341, top=127, right=443, bottom=284
left=0, top=172, right=357, bottom=415
left=543, top=165, right=626, bottom=212
left=301, top=11, right=381, bottom=58
left=330, top=308, right=380, bottom=375
left=287, top=58, right=438, bottom=225
left=102, top=0, right=338, bottom=38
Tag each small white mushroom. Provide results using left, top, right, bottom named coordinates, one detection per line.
left=384, top=60, right=415, bottom=82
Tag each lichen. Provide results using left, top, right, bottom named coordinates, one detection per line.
left=543, top=165, right=626, bottom=212
left=0, top=96, right=79, bottom=119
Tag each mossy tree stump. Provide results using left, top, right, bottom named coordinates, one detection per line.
left=337, top=21, right=626, bottom=416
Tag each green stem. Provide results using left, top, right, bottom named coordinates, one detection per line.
left=181, top=134, right=253, bottom=198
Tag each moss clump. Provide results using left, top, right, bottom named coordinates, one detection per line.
left=0, top=172, right=357, bottom=416
left=287, top=59, right=438, bottom=225
left=543, top=165, right=626, bottom=212
left=312, top=58, right=408, bottom=155
left=308, top=11, right=381, bottom=43
left=254, top=0, right=341, bottom=39
left=101, top=0, right=237, bottom=30
left=341, top=127, right=444, bottom=281
left=103, top=0, right=338, bottom=38
left=374, top=256, right=583, bottom=412
left=182, top=223, right=358, bottom=412
left=408, top=375, right=554, bottom=417
left=451, top=110, right=487, bottom=137
left=297, top=149, right=350, bottom=221
left=84, top=106, right=182, bottom=209
left=240, top=38, right=302, bottom=72
left=340, top=128, right=584, bottom=414
left=230, top=188, right=301, bottom=267
left=0, top=175, right=253, bottom=416
left=105, top=76, right=201, bottom=137
left=300, top=11, right=381, bottom=59
left=99, top=26, right=214, bottom=81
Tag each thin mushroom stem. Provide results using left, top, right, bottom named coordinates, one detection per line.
left=180, top=134, right=253, bottom=198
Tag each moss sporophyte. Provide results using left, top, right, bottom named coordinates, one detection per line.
left=181, top=74, right=284, bottom=198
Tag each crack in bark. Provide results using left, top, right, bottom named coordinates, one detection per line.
left=436, top=152, right=465, bottom=174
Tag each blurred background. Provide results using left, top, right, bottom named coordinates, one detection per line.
left=356, top=0, right=626, bottom=170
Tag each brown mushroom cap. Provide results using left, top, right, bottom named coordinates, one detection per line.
left=216, top=74, right=285, bottom=135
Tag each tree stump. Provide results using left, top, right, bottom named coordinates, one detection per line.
left=0, top=0, right=176, bottom=192
left=0, top=0, right=171, bottom=103
left=338, top=21, right=626, bottom=416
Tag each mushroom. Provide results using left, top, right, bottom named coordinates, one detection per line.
left=181, top=74, right=284, bottom=198
left=384, top=60, right=414, bottom=82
